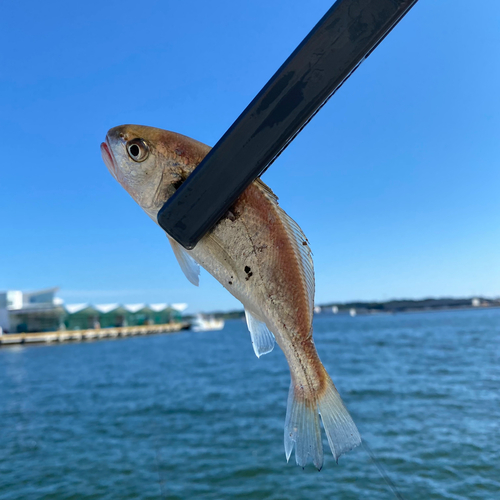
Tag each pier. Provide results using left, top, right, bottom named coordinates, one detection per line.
left=0, top=322, right=189, bottom=347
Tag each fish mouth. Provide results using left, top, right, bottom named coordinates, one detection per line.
left=100, top=138, right=117, bottom=180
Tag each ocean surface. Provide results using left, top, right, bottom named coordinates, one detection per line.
left=0, top=308, right=499, bottom=500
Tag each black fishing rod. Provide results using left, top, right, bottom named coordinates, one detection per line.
left=157, top=0, right=420, bottom=249
left=155, top=2, right=420, bottom=494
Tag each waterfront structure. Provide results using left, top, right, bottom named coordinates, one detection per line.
left=63, top=303, right=185, bottom=330
left=0, top=288, right=187, bottom=333
left=0, top=288, right=65, bottom=333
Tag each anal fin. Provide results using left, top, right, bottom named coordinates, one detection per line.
left=244, top=309, right=275, bottom=358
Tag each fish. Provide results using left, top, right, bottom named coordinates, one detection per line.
left=101, top=124, right=361, bottom=469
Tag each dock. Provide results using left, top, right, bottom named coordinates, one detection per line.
left=0, top=322, right=190, bottom=347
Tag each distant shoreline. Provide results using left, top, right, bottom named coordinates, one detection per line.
left=202, top=297, right=500, bottom=320
left=319, top=304, right=500, bottom=316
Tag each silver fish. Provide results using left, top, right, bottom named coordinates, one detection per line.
left=101, top=124, right=361, bottom=469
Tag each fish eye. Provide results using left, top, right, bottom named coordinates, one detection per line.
left=126, top=138, right=149, bottom=162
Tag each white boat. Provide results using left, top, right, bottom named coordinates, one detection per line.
left=191, top=314, right=225, bottom=332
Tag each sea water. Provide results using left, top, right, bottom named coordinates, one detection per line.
left=1, top=308, right=499, bottom=499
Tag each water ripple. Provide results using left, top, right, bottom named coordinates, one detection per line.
left=0, top=308, right=499, bottom=499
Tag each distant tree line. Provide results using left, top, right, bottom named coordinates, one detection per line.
left=322, top=297, right=499, bottom=313
left=201, top=297, right=500, bottom=319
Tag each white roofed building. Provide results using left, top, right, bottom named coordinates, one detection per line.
left=0, top=288, right=65, bottom=333
left=0, top=288, right=187, bottom=333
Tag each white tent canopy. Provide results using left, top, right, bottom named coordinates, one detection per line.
left=95, top=304, right=121, bottom=314
left=124, top=303, right=148, bottom=313
left=65, top=303, right=92, bottom=314
left=150, top=303, right=168, bottom=312
left=64, top=303, right=184, bottom=315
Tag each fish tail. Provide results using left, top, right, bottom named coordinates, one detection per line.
left=316, top=372, right=361, bottom=463
left=284, top=370, right=361, bottom=469
left=284, top=380, right=324, bottom=469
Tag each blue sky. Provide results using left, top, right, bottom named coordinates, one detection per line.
left=1, top=0, right=499, bottom=313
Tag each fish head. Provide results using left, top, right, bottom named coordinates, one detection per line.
left=101, top=124, right=211, bottom=222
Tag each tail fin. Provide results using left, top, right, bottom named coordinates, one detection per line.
left=317, top=376, right=361, bottom=462
left=284, top=382, right=324, bottom=469
left=284, top=377, right=361, bottom=469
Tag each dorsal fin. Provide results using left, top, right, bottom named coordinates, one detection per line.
left=254, top=178, right=279, bottom=202
left=254, top=178, right=315, bottom=315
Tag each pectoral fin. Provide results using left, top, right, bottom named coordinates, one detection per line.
left=244, top=308, right=275, bottom=357
left=168, top=236, right=200, bottom=286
